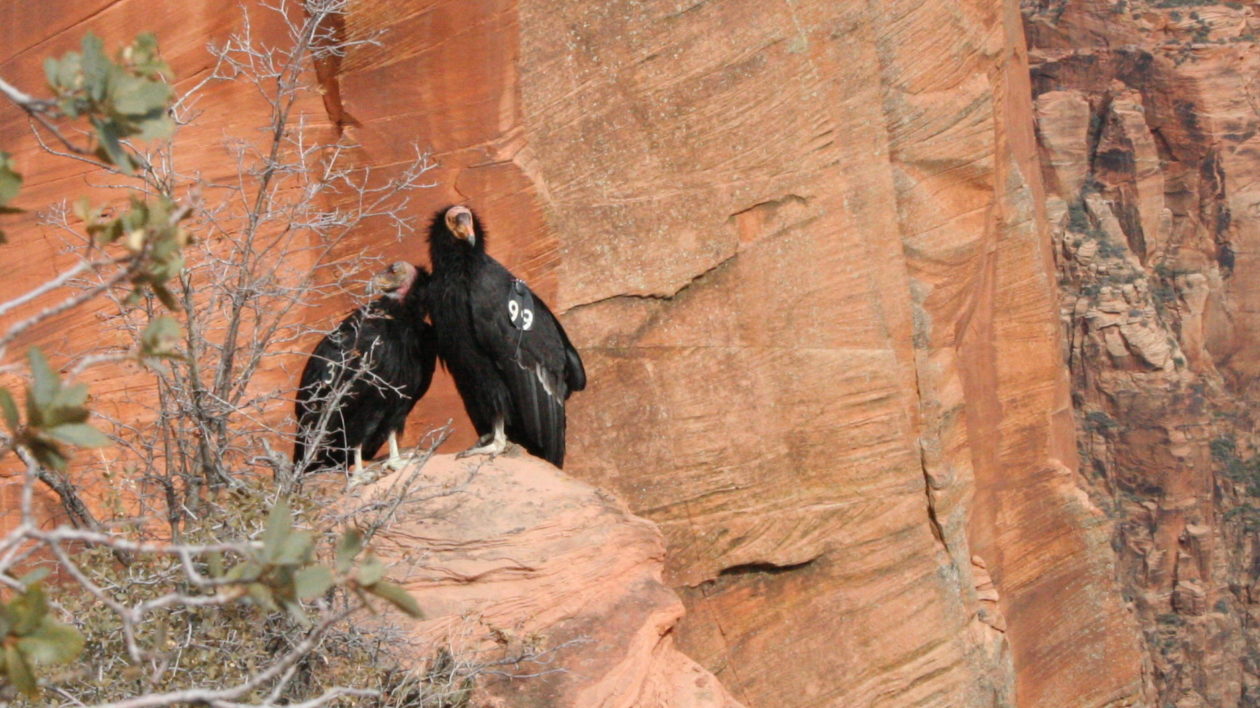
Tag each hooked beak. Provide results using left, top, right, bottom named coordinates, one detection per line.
left=369, top=271, right=396, bottom=297
left=454, top=212, right=475, bottom=245
left=448, top=207, right=476, bottom=246
left=367, top=267, right=403, bottom=294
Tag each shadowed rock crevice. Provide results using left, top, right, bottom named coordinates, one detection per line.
left=307, top=9, right=354, bottom=133
left=716, top=556, right=818, bottom=578
left=563, top=249, right=739, bottom=312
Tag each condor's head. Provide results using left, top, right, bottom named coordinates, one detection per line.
left=369, top=261, right=419, bottom=302
left=428, top=205, right=485, bottom=262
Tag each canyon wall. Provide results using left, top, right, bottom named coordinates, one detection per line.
left=1023, top=1, right=1260, bottom=704
left=0, top=0, right=1200, bottom=705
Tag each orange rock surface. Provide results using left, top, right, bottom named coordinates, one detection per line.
left=0, top=0, right=1206, bottom=705
left=356, top=452, right=740, bottom=707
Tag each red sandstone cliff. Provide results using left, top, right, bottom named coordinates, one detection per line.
left=0, top=0, right=1213, bottom=705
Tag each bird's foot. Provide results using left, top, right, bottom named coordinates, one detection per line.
left=456, top=435, right=507, bottom=460
left=384, top=452, right=411, bottom=471
left=456, top=421, right=507, bottom=461
left=346, top=466, right=383, bottom=491
left=384, top=432, right=410, bottom=470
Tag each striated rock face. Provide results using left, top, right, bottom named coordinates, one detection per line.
left=354, top=453, right=740, bottom=708
left=537, top=2, right=1143, bottom=705
left=0, top=0, right=1190, bottom=705
left=1024, top=0, right=1260, bottom=705
left=327, top=0, right=1144, bottom=704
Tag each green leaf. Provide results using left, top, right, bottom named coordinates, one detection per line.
left=127, top=33, right=171, bottom=78
left=50, top=381, right=88, bottom=411
left=0, top=152, right=22, bottom=210
left=206, top=551, right=224, bottom=579
left=112, top=76, right=170, bottom=117
left=141, top=316, right=181, bottom=357
left=367, top=581, right=423, bottom=619
left=261, top=498, right=293, bottom=562
left=45, top=423, right=111, bottom=449
left=224, top=560, right=261, bottom=584
left=335, top=530, right=363, bottom=574
left=0, top=387, right=19, bottom=433
left=42, top=57, right=59, bottom=89
left=5, top=643, right=36, bottom=697
left=16, top=568, right=50, bottom=588
left=80, top=33, right=109, bottom=100
left=26, top=348, right=58, bottom=411
left=246, top=583, right=277, bottom=613
left=137, top=113, right=174, bottom=141
left=275, top=530, right=314, bottom=566
left=96, top=218, right=124, bottom=246
left=54, top=51, right=80, bottom=95
left=9, top=584, right=47, bottom=636
left=357, top=556, right=385, bottom=587
left=17, top=618, right=84, bottom=665
left=294, top=565, right=333, bottom=601
left=91, top=117, right=132, bottom=174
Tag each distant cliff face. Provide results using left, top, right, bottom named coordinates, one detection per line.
left=1024, top=1, right=1260, bottom=704
left=0, top=0, right=1177, bottom=705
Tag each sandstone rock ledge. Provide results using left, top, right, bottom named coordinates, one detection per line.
left=346, top=452, right=741, bottom=708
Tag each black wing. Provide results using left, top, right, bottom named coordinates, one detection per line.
left=362, top=285, right=439, bottom=460
left=294, top=313, right=369, bottom=470
left=470, top=259, right=583, bottom=467
left=294, top=309, right=398, bottom=470
left=404, top=267, right=440, bottom=410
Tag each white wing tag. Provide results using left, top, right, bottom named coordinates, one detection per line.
left=508, top=280, right=535, bottom=331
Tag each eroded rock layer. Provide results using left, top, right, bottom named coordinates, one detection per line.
left=353, top=453, right=741, bottom=708
left=1024, top=1, right=1260, bottom=705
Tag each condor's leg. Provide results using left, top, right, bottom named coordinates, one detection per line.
left=384, top=431, right=410, bottom=470
left=456, top=418, right=507, bottom=459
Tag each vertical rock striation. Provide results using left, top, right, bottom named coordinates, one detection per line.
left=518, top=1, right=1144, bottom=705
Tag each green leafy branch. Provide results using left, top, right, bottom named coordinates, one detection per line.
left=4, top=32, right=174, bottom=175
left=0, top=497, right=423, bottom=701
left=75, top=195, right=192, bottom=311
left=0, top=571, right=84, bottom=698
left=0, top=32, right=187, bottom=315
left=218, top=500, right=422, bottom=625
left=0, top=31, right=190, bottom=477
left=0, top=348, right=111, bottom=472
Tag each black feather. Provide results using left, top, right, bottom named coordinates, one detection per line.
left=293, top=264, right=437, bottom=473
left=426, top=206, right=585, bottom=467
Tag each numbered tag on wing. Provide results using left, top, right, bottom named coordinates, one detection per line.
left=507, top=280, right=535, bottom=331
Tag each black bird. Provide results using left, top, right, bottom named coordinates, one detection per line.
left=426, top=205, right=586, bottom=467
left=293, top=261, right=437, bottom=474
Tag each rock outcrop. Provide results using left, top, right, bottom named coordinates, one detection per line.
left=349, top=452, right=740, bottom=708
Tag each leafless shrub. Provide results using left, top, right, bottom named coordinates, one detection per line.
left=0, top=1, right=546, bottom=705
